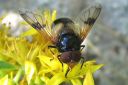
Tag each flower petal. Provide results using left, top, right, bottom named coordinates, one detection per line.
left=71, top=79, right=82, bottom=85
left=0, top=75, right=8, bottom=85
left=38, top=55, right=62, bottom=72
left=20, top=28, right=38, bottom=37
left=80, top=61, right=103, bottom=75
left=67, top=63, right=81, bottom=78
left=52, top=10, right=57, bottom=22
left=25, top=61, right=37, bottom=84
left=91, top=64, right=104, bottom=73
left=83, top=70, right=94, bottom=85
left=48, top=73, right=66, bottom=85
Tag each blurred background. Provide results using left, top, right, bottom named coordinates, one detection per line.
left=0, top=0, right=128, bottom=85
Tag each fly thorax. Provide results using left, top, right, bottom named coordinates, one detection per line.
left=57, top=33, right=81, bottom=52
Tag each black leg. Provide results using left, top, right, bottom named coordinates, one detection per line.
left=48, top=45, right=57, bottom=55
left=80, top=57, right=85, bottom=69
left=48, top=45, right=57, bottom=61
left=65, top=57, right=84, bottom=77
left=48, top=45, right=57, bottom=48
left=57, top=55, right=64, bottom=72
left=80, top=45, right=85, bottom=51
left=65, top=67, right=70, bottom=78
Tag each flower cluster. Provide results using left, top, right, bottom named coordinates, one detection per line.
left=0, top=10, right=103, bottom=85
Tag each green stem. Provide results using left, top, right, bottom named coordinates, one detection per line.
left=13, top=68, right=24, bottom=83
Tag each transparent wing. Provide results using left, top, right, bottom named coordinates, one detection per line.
left=75, top=4, right=102, bottom=42
left=19, top=9, right=53, bottom=41
left=51, top=23, right=64, bottom=43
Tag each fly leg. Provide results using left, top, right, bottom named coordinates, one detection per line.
left=65, top=67, right=70, bottom=78
left=80, top=45, right=85, bottom=68
left=76, top=57, right=85, bottom=75
left=57, top=55, right=64, bottom=72
left=80, top=57, right=85, bottom=69
left=48, top=45, right=57, bottom=61
left=65, top=57, right=85, bottom=77
left=80, top=45, right=85, bottom=51
left=48, top=45, right=57, bottom=55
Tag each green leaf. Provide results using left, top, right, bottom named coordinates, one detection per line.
left=0, top=60, right=17, bottom=71
left=0, top=70, right=6, bottom=77
left=13, top=68, right=24, bottom=83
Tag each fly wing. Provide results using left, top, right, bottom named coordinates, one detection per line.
left=19, top=9, right=53, bottom=42
left=75, top=4, right=102, bottom=43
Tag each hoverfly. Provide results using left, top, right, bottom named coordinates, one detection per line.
left=19, top=4, right=101, bottom=77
